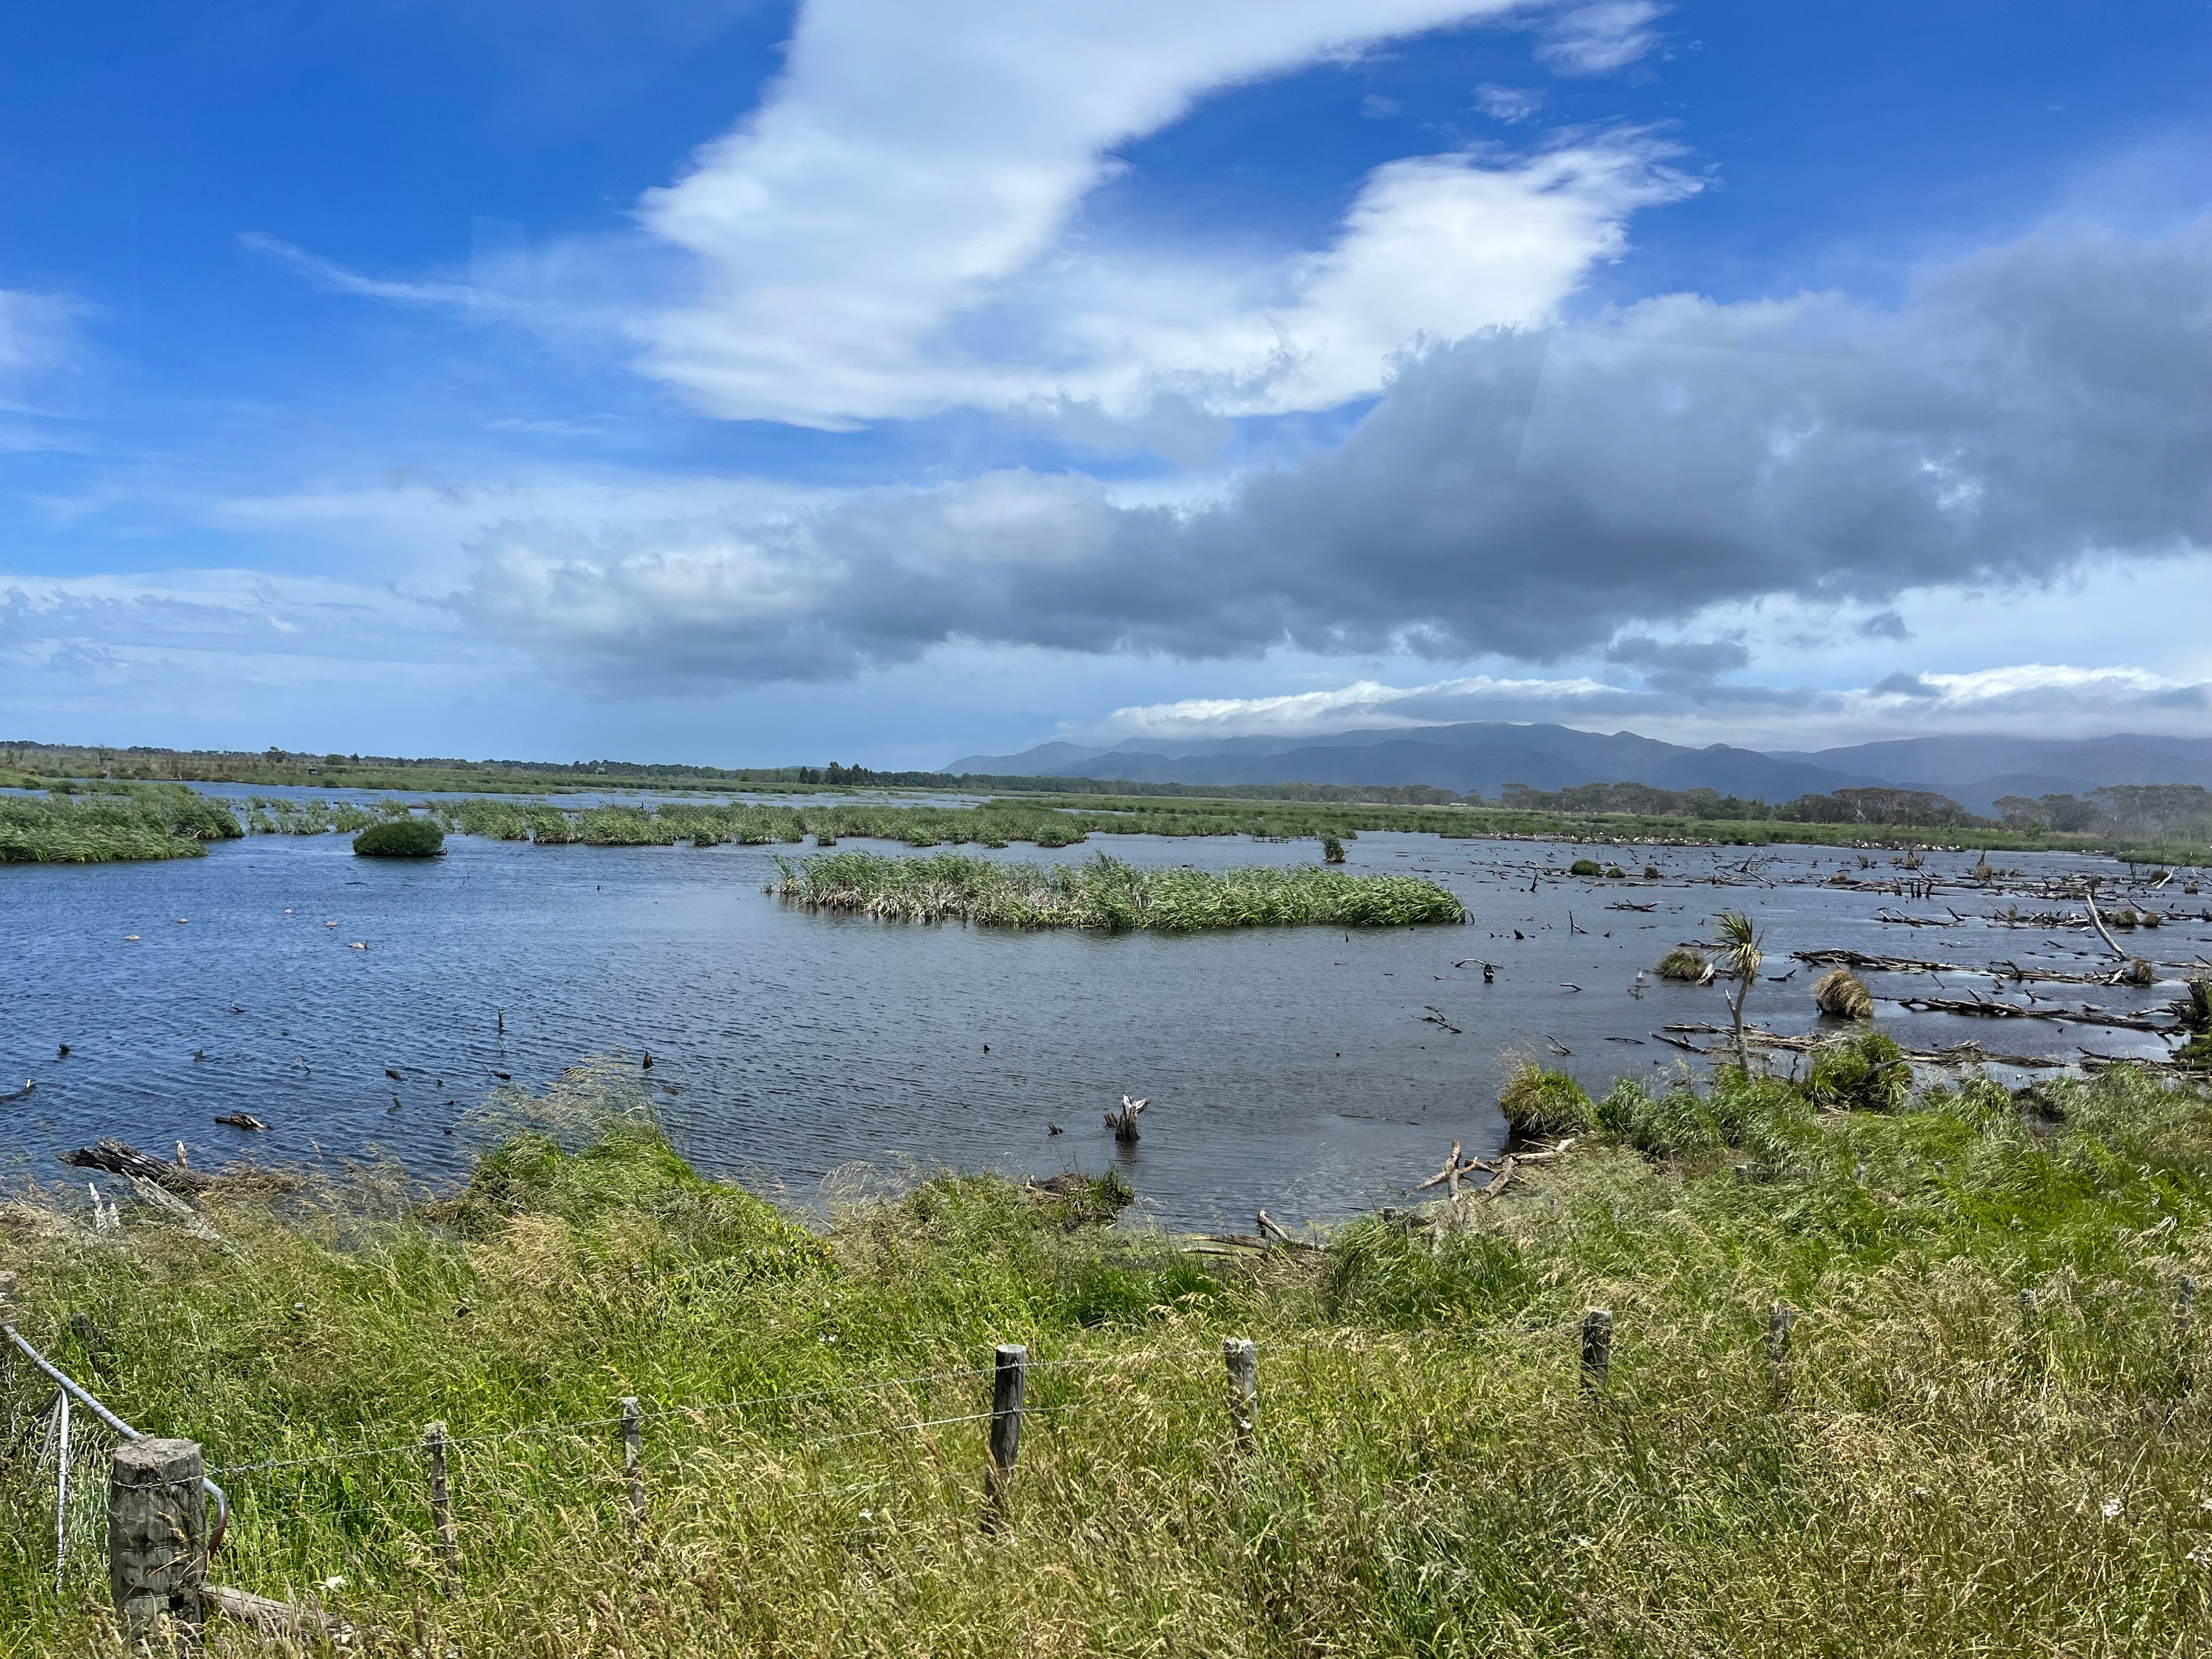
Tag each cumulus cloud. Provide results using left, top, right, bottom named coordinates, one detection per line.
left=630, top=0, right=1691, bottom=426
left=452, top=218, right=2212, bottom=688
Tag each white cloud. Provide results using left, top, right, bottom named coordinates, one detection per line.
left=1076, top=660, right=2212, bottom=750
left=1473, top=83, right=1546, bottom=122
left=630, top=0, right=1691, bottom=427
left=1533, top=1, right=1666, bottom=76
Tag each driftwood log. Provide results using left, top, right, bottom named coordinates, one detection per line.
left=1658, top=1023, right=2169, bottom=1072
left=59, top=1141, right=210, bottom=1196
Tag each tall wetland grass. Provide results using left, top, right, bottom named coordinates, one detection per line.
left=0, top=784, right=240, bottom=863
left=5, top=1057, right=2212, bottom=1653
left=774, top=849, right=1467, bottom=930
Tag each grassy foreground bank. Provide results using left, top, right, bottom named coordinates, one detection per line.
left=6, top=1059, right=2212, bottom=1655
left=774, top=851, right=1467, bottom=930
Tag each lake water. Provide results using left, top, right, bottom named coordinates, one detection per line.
left=4, top=821, right=2204, bottom=1230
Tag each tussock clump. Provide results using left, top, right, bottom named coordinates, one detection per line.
left=1499, top=1060, right=1593, bottom=1138
left=1813, top=967, right=1875, bottom=1020
left=1658, top=947, right=1712, bottom=983
left=1320, top=834, right=1347, bottom=863
left=1807, top=1029, right=1911, bottom=1112
left=2122, top=957, right=2156, bottom=986
left=1595, top=1072, right=1818, bottom=1162
left=773, top=850, right=1465, bottom=932
left=352, top=817, right=445, bottom=857
left=1569, top=858, right=1603, bottom=877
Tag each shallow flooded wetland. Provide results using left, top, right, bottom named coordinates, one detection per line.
left=4, top=820, right=2204, bottom=1229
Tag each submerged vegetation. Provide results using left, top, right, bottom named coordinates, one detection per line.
left=6, top=1058, right=2212, bottom=1653
left=773, top=850, right=1466, bottom=931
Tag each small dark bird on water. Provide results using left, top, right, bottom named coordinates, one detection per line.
left=229, top=1004, right=243, bottom=1014
left=1048, top=1123, right=1062, bottom=1135
left=641, top=1051, right=653, bottom=1070
left=192, top=1050, right=204, bottom=1062
left=983, top=1044, right=990, bottom=1053
left=493, top=1071, right=512, bottom=1081
left=56, top=1044, right=69, bottom=1058
left=385, top=1067, right=402, bottom=1080
left=389, top=1096, right=403, bottom=1113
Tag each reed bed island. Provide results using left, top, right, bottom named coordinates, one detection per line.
left=773, top=849, right=1467, bottom=930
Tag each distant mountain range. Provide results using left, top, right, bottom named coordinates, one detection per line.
left=950, top=726, right=2212, bottom=815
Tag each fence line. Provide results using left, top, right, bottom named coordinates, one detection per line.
left=208, top=1345, right=1227, bottom=1477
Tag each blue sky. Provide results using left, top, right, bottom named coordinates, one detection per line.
left=3, top=0, right=2209, bottom=766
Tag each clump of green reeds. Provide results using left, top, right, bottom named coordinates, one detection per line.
left=772, top=849, right=1465, bottom=931
left=0, top=783, right=239, bottom=862
left=1658, top=946, right=1712, bottom=982
left=1806, top=1029, right=1911, bottom=1111
left=1499, top=1058, right=1593, bottom=1137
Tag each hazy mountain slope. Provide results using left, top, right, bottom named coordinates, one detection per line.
left=1782, top=735, right=2212, bottom=792
left=955, top=723, right=1864, bottom=800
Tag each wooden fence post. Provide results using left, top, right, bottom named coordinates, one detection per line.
left=1223, top=1338, right=1257, bottom=1447
left=2178, top=1275, right=2197, bottom=1390
left=1580, top=1308, right=1613, bottom=1395
left=424, top=1422, right=460, bottom=1598
left=620, top=1397, right=645, bottom=1537
left=983, top=1344, right=1027, bottom=1534
left=109, top=1437, right=207, bottom=1645
left=1767, top=1302, right=1796, bottom=1398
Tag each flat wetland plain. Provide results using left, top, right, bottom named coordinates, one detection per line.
left=7, top=799, right=2212, bottom=1655
left=3, top=810, right=2203, bottom=1228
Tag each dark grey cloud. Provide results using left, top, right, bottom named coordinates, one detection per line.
left=452, top=220, right=2212, bottom=690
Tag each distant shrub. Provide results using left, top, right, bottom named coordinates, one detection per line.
left=1658, top=947, right=1711, bottom=983
left=1605, top=864, right=1625, bottom=878
left=1321, top=834, right=1347, bottom=863
left=1643, top=865, right=1661, bottom=879
left=1807, top=1030, right=1909, bottom=1112
left=353, top=817, right=445, bottom=858
left=1569, top=858, right=1603, bottom=877
left=1499, top=1061, right=1593, bottom=1138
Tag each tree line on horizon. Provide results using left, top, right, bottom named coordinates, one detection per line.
left=5, top=741, right=2209, bottom=838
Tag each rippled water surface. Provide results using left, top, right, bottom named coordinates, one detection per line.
left=5, top=826, right=2204, bottom=1229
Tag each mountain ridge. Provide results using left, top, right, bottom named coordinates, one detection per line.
left=950, top=725, right=2212, bottom=812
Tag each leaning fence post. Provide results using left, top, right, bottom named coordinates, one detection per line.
left=1580, top=1308, right=1614, bottom=1395
left=983, top=1344, right=1027, bottom=1534
left=424, top=1422, right=460, bottom=1598
left=620, top=1397, right=645, bottom=1537
left=1223, top=1338, right=1257, bottom=1447
left=1767, top=1301, right=1797, bottom=1396
left=109, top=1437, right=207, bottom=1645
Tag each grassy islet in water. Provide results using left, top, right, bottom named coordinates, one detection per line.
left=773, top=848, right=1467, bottom=930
